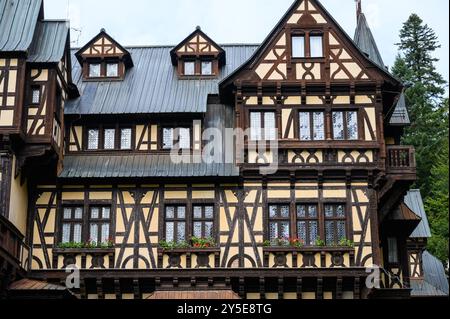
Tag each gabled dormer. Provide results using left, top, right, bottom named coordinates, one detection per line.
left=170, top=27, right=225, bottom=78
left=75, top=29, right=133, bottom=81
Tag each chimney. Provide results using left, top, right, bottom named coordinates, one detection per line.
left=356, top=0, right=362, bottom=20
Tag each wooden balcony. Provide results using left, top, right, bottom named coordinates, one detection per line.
left=386, top=146, right=416, bottom=175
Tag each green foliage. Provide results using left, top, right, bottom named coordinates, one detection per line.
left=314, top=239, right=326, bottom=247
left=158, top=240, right=190, bottom=250
left=57, top=240, right=114, bottom=249
left=338, top=238, right=355, bottom=248
left=392, top=14, right=449, bottom=264
left=191, top=237, right=216, bottom=248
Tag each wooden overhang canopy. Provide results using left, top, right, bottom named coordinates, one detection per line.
left=146, top=289, right=240, bottom=300
left=384, top=203, right=422, bottom=236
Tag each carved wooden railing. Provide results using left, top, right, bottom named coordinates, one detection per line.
left=0, top=214, right=27, bottom=271
left=386, top=146, right=416, bottom=173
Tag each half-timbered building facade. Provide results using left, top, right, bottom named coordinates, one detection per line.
left=0, top=0, right=447, bottom=299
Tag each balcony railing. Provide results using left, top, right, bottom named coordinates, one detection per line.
left=0, top=214, right=27, bottom=271
left=386, top=146, right=416, bottom=173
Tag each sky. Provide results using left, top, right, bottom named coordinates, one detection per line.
left=44, top=0, right=449, bottom=90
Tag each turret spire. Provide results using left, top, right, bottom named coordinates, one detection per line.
left=356, top=0, right=362, bottom=20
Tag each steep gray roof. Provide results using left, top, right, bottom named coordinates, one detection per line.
left=27, top=20, right=69, bottom=63
left=411, top=251, right=449, bottom=297
left=405, top=189, right=432, bottom=238
left=0, top=0, right=42, bottom=52
left=389, top=93, right=411, bottom=125
left=65, top=45, right=257, bottom=115
left=59, top=154, right=239, bottom=179
left=354, top=13, right=385, bottom=69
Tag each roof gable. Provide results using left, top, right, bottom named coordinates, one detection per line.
left=170, top=28, right=225, bottom=66
left=75, top=29, right=133, bottom=68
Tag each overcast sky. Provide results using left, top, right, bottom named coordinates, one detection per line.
left=44, top=0, right=449, bottom=90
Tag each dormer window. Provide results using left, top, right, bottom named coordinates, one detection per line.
left=171, top=27, right=226, bottom=78
left=76, top=29, right=133, bottom=81
left=292, top=32, right=323, bottom=58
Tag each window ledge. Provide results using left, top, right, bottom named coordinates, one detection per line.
left=157, top=247, right=220, bottom=254
left=53, top=248, right=115, bottom=255
left=263, top=246, right=354, bottom=253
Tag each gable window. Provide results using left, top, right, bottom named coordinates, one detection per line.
left=31, top=87, right=40, bottom=104
left=299, top=111, right=325, bottom=141
left=89, top=63, right=101, bottom=77
left=89, top=206, right=111, bottom=244
left=106, top=63, right=119, bottom=77
left=324, top=204, right=347, bottom=246
left=88, top=129, right=99, bottom=150
left=165, top=205, right=186, bottom=243
left=268, top=204, right=291, bottom=241
left=162, top=127, right=191, bottom=150
left=61, top=207, right=83, bottom=243
left=184, top=61, right=195, bottom=75
left=310, top=35, right=323, bottom=57
left=296, top=204, right=319, bottom=245
left=193, top=205, right=215, bottom=238
left=201, top=61, right=213, bottom=75
left=292, top=36, right=306, bottom=58
left=332, top=111, right=358, bottom=140
left=120, top=128, right=132, bottom=150
left=250, top=112, right=276, bottom=141
left=103, top=128, right=116, bottom=150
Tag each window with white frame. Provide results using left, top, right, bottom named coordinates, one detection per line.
left=162, top=127, right=191, bottom=149
left=193, top=205, right=215, bottom=238
left=268, top=204, right=291, bottom=242
left=201, top=61, right=212, bottom=75
left=120, top=128, right=132, bottom=150
left=103, top=128, right=116, bottom=150
left=89, top=63, right=101, bottom=77
left=87, top=129, right=99, bottom=150
left=292, top=36, right=305, bottom=58
left=296, top=204, right=319, bottom=245
left=106, top=63, right=119, bottom=77
left=184, top=61, right=195, bottom=75
left=89, top=206, right=111, bottom=244
left=165, top=205, right=187, bottom=243
left=250, top=112, right=276, bottom=141
left=61, top=207, right=83, bottom=243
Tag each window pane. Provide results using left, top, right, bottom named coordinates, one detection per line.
left=162, top=128, right=173, bottom=149
left=91, top=207, right=100, bottom=219
left=308, top=205, right=318, bottom=218
left=88, top=129, right=99, bottom=150
left=120, top=128, right=132, bottom=149
left=106, top=63, right=118, bottom=77
left=250, top=112, right=262, bottom=141
left=280, top=205, right=289, bottom=218
left=337, top=221, right=346, bottom=241
left=104, top=129, right=115, bottom=149
left=62, top=224, right=70, bottom=243
left=201, top=61, right=212, bottom=75
left=313, top=112, right=325, bottom=140
left=74, top=207, right=83, bottom=219
left=269, top=205, right=278, bottom=218
left=205, top=222, right=213, bottom=238
left=299, top=112, right=311, bottom=141
left=347, top=111, right=358, bottom=140
left=90, top=224, right=98, bottom=243
left=193, top=222, right=202, bottom=238
left=297, top=221, right=306, bottom=243
left=292, top=36, right=305, bottom=58
left=63, top=208, right=72, bottom=219
left=324, top=205, right=334, bottom=218
left=73, top=224, right=82, bottom=243
left=325, top=221, right=334, bottom=245
left=166, top=206, right=175, bottom=219
left=204, top=206, right=214, bottom=219
left=102, top=207, right=110, bottom=219
left=89, top=64, right=101, bottom=77
left=264, top=112, right=276, bottom=141
left=280, top=222, right=290, bottom=239
left=177, top=222, right=186, bottom=242
left=310, top=36, right=323, bottom=57
left=32, top=88, right=40, bottom=104
left=165, top=222, right=174, bottom=242
left=178, top=128, right=191, bottom=149
left=309, top=221, right=318, bottom=245
left=333, top=112, right=344, bottom=140
left=184, top=61, right=195, bottom=75
left=388, top=237, right=398, bottom=263
left=193, top=206, right=202, bottom=219
left=177, top=206, right=186, bottom=219
left=336, top=205, right=345, bottom=217
left=297, top=205, right=306, bottom=218
left=269, top=222, right=278, bottom=240
left=101, top=224, right=110, bottom=243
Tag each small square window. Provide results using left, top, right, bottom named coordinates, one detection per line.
left=184, top=61, right=195, bottom=75
left=310, top=35, right=323, bottom=57
left=89, top=63, right=101, bottom=77
left=292, top=36, right=305, bottom=58
left=88, top=129, right=99, bottom=150
left=106, top=63, right=119, bottom=77
left=31, top=87, right=40, bottom=104
left=201, top=61, right=212, bottom=75
left=120, top=128, right=132, bottom=150
left=104, top=129, right=115, bottom=149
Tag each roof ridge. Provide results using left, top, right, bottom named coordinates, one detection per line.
left=70, top=43, right=261, bottom=50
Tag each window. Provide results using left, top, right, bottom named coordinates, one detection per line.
left=296, top=204, right=319, bottom=245
left=106, top=63, right=119, bottom=77
left=162, top=127, right=191, bottom=150
left=120, top=128, right=132, bottom=150
left=299, top=112, right=325, bottom=141
left=103, top=128, right=115, bottom=150
left=165, top=206, right=186, bottom=243
left=387, top=237, right=399, bottom=264
left=87, top=129, right=99, bottom=150
left=61, top=207, right=83, bottom=243
left=201, top=61, right=212, bottom=75
left=89, top=207, right=111, bottom=244
left=324, top=204, right=347, bottom=246
left=89, top=63, right=101, bottom=77
left=310, top=35, right=323, bottom=57
left=193, top=205, right=214, bottom=238
left=184, top=61, right=195, bottom=75
left=333, top=111, right=358, bottom=140
left=292, top=36, right=305, bottom=58
left=31, top=87, right=40, bottom=104
left=250, top=112, right=276, bottom=141
left=268, top=205, right=290, bottom=241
